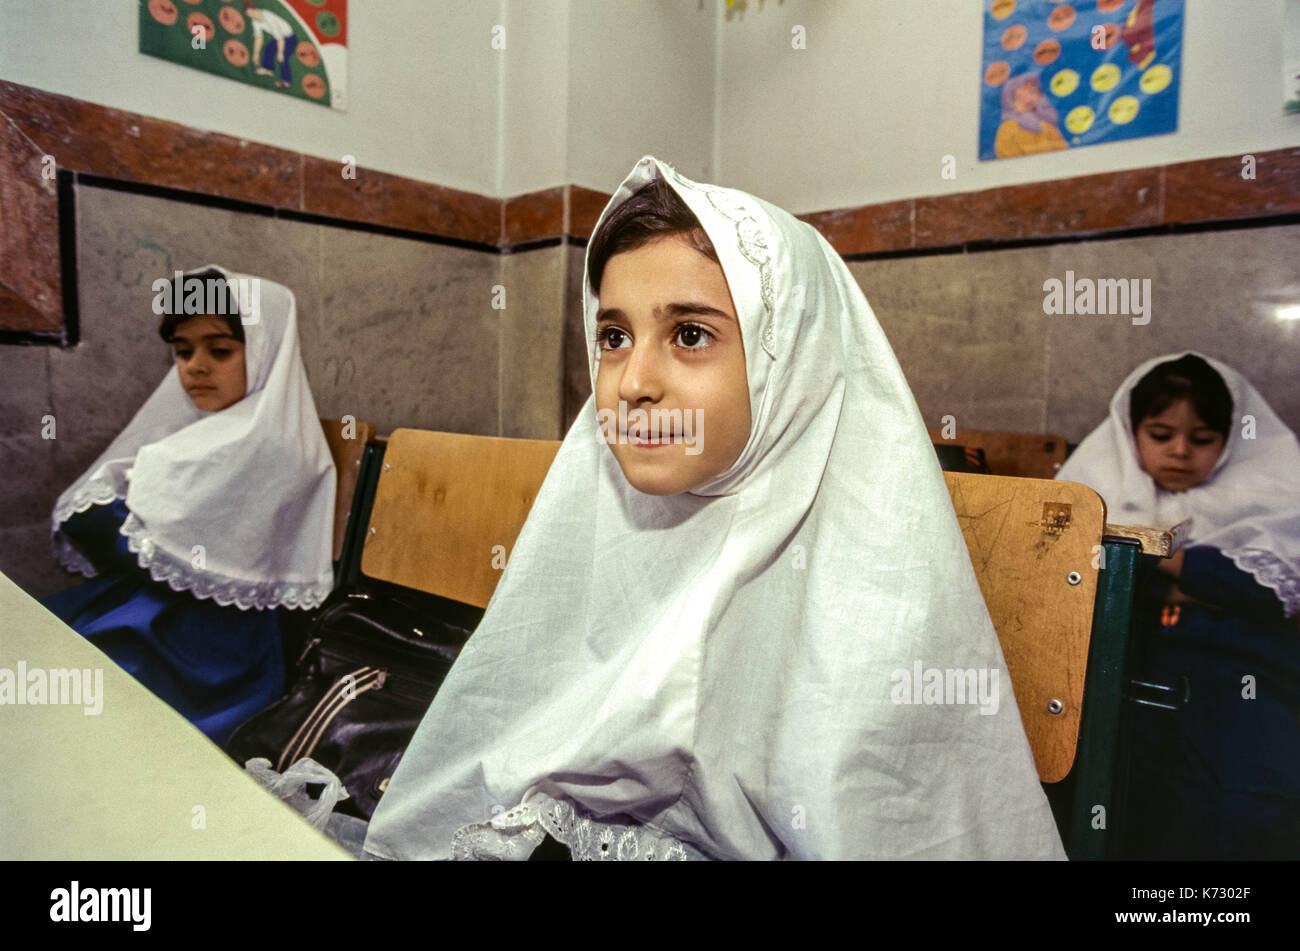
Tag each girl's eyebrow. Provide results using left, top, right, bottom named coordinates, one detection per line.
left=172, top=333, right=240, bottom=344
left=596, top=302, right=735, bottom=323
left=1145, top=422, right=1217, bottom=434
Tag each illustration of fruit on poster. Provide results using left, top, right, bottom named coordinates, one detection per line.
left=979, top=0, right=1182, bottom=160
left=140, top=0, right=347, bottom=111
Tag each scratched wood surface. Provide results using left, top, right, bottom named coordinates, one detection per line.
left=929, top=428, right=1069, bottom=479
left=943, top=472, right=1105, bottom=783
left=361, top=429, right=561, bottom=608
left=1103, top=521, right=1179, bottom=558
left=320, top=417, right=376, bottom=562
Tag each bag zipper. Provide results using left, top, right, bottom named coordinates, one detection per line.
left=278, top=666, right=387, bottom=771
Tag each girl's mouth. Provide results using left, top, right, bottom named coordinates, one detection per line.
left=625, top=430, right=681, bottom=448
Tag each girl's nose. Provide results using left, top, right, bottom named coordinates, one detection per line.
left=617, top=342, right=665, bottom=404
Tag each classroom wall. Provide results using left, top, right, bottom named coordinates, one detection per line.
left=497, top=0, right=718, bottom=196
left=4, top=1, right=1297, bottom=599
left=715, top=0, right=1298, bottom=212
left=1, top=1, right=1290, bottom=206
left=851, top=222, right=1300, bottom=445
left=0, top=0, right=720, bottom=200
left=1, top=181, right=573, bottom=600
left=0, top=0, right=504, bottom=194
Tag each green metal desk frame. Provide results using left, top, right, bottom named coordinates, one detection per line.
left=1044, top=536, right=1156, bottom=860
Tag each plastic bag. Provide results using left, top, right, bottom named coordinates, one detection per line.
left=244, top=756, right=351, bottom=831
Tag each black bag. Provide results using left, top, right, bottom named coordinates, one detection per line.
left=933, top=443, right=993, bottom=474
left=226, top=583, right=483, bottom=820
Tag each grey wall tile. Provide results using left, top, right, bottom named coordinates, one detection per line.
left=850, top=248, right=1052, bottom=434
left=498, top=247, right=565, bottom=440
left=1044, top=226, right=1300, bottom=442
left=563, top=243, right=592, bottom=432
left=316, top=227, right=500, bottom=436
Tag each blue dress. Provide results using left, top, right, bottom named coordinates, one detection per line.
left=41, top=500, right=286, bottom=748
left=1123, top=546, right=1300, bottom=859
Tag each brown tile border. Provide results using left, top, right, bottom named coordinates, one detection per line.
left=302, top=155, right=499, bottom=246
left=0, top=80, right=302, bottom=209
left=0, top=111, right=62, bottom=334
left=503, top=186, right=564, bottom=246
left=915, top=167, right=1165, bottom=248
left=1164, top=148, right=1300, bottom=224
left=566, top=186, right=613, bottom=240
left=799, top=199, right=914, bottom=256
left=801, top=148, right=1300, bottom=255
left=559, top=148, right=1300, bottom=251
left=2, top=78, right=1296, bottom=338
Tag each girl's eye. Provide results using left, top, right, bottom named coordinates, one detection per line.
left=174, top=350, right=192, bottom=360
left=675, top=323, right=714, bottom=350
left=211, top=348, right=233, bottom=358
left=1191, top=437, right=1218, bottom=446
left=1148, top=433, right=1171, bottom=442
left=596, top=327, right=629, bottom=351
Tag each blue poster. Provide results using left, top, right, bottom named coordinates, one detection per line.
left=979, top=0, right=1183, bottom=161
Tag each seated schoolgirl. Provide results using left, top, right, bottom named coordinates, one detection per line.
left=361, top=156, right=1065, bottom=861
left=1057, top=353, right=1300, bottom=858
left=42, top=266, right=336, bottom=748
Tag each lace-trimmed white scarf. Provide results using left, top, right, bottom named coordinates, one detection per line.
left=50, top=265, right=336, bottom=611
left=1057, top=351, right=1300, bottom=617
left=363, top=156, right=1065, bottom=861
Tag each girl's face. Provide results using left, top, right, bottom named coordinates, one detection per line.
left=594, top=235, right=751, bottom=496
left=1134, top=398, right=1225, bottom=492
left=171, top=316, right=247, bottom=412
left=1012, top=81, right=1040, bottom=112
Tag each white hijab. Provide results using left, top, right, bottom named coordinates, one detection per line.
left=51, top=265, right=336, bottom=612
left=1057, top=351, right=1300, bottom=618
left=363, top=157, right=1064, bottom=860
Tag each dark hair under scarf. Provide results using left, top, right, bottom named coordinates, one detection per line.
left=1129, top=354, right=1233, bottom=436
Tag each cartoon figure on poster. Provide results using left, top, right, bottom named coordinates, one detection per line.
left=140, top=0, right=347, bottom=111
left=246, top=2, right=300, bottom=89
left=979, top=0, right=1183, bottom=161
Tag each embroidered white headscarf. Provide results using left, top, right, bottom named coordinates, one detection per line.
left=51, top=265, right=336, bottom=611
left=1057, top=351, right=1300, bottom=617
left=363, top=157, right=1065, bottom=860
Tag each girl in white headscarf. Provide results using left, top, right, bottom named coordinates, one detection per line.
left=1057, top=352, right=1300, bottom=858
left=42, top=266, right=335, bottom=747
left=362, top=157, right=1065, bottom=860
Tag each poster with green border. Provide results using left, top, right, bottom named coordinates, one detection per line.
left=140, top=0, right=347, bottom=111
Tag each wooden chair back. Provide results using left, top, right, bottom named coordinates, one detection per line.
left=943, top=472, right=1104, bottom=782
left=320, top=417, right=377, bottom=561
left=930, top=429, right=1068, bottom=478
left=360, top=429, right=562, bottom=608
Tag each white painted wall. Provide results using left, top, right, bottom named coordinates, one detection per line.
left=2, top=1, right=1292, bottom=208
left=498, top=0, right=571, bottom=196
left=0, top=0, right=504, bottom=195
left=497, top=0, right=719, bottom=197
left=562, top=0, right=718, bottom=193
left=715, top=0, right=1300, bottom=213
